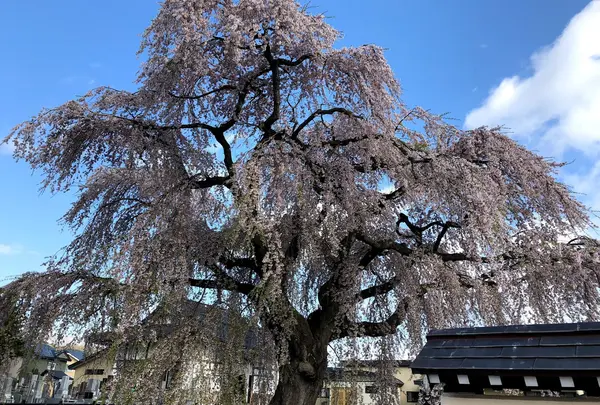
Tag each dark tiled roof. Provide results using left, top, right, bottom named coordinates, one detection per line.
left=411, top=321, right=600, bottom=373
left=428, top=322, right=600, bottom=337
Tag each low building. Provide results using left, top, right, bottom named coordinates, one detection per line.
left=1, top=344, right=76, bottom=403
left=411, top=322, right=600, bottom=404
left=316, top=360, right=421, bottom=405
left=69, top=301, right=276, bottom=404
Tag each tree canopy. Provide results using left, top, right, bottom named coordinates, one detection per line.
left=2, top=0, right=600, bottom=404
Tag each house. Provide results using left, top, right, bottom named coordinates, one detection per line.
left=69, top=348, right=117, bottom=400
left=316, top=360, right=422, bottom=405
left=411, top=322, right=600, bottom=404
left=69, top=301, right=276, bottom=404
left=1, top=344, right=76, bottom=403
left=63, top=349, right=85, bottom=379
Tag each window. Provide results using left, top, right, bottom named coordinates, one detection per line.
left=85, top=369, right=105, bottom=375
left=407, top=391, right=419, bottom=403
left=319, top=388, right=330, bottom=398
left=365, top=385, right=378, bottom=394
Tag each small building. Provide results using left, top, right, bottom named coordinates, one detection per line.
left=2, top=344, right=75, bottom=403
left=69, top=301, right=276, bottom=404
left=411, top=322, right=600, bottom=404
left=316, top=360, right=421, bottom=405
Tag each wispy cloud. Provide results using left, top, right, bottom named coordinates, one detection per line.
left=59, top=75, right=96, bottom=86
left=0, top=243, right=39, bottom=256
left=0, top=244, right=23, bottom=255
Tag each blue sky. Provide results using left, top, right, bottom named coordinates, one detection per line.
left=0, top=0, right=597, bottom=281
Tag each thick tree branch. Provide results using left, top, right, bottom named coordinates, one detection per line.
left=188, top=277, right=255, bottom=295
left=292, top=108, right=362, bottom=139
left=276, top=54, right=313, bottom=66
left=358, top=276, right=399, bottom=300
left=382, top=186, right=405, bottom=201
left=356, top=233, right=412, bottom=256
left=433, top=221, right=461, bottom=252
left=338, top=299, right=408, bottom=339
left=262, top=44, right=280, bottom=134
left=188, top=174, right=232, bottom=189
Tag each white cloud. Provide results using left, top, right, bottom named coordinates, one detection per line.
left=465, top=2, right=600, bottom=156
left=0, top=244, right=38, bottom=256
left=0, top=244, right=23, bottom=255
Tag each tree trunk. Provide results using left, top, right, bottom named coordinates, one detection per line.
left=267, top=319, right=328, bottom=405
left=263, top=301, right=330, bottom=405
left=268, top=361, right=326, bottom=405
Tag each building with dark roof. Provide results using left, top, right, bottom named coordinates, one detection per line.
left=411, top=322, right=600, bottom=401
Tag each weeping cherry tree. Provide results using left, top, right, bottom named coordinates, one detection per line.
left=2, top=0, right=600, bottom=404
